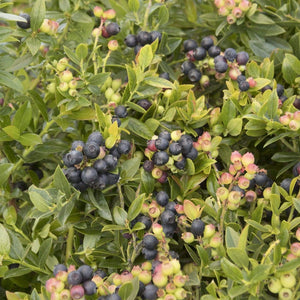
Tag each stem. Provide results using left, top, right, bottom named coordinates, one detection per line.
left=6, top=258, right=49, bottom=274
left=102, top=50, right=111, bottom=73
left=92, top=18, right=105, bottom=75
left=261, top=240, right=280, bottom=264
left=65, top=225, right=74, bottom=264
left=117, top=182, right=124, bottom=209
left=142, top=0, right=152, bottom=31
left=280, top=138, right=295, bottom=152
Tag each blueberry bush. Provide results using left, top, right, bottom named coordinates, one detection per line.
left=0, top=0, right=300, bottom=299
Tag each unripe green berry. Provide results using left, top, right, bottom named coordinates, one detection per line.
left=280, top=273, right=296, bottom=288
left=105, top=87, right=114, bottom=100
left=59, top=82, right=69, bottom=92
left=60, top=70, right=73, bottom=83
left=111, top=93, right=121, bottom=103
left=268, top=278, right=282, bottom=294
left=279, top=288, right=293, bottom=300
left=47, top=82, right=56, bottom=94
left=111, top=79, right=122, bottom=91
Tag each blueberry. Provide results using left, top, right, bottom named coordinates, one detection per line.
left=83, top=280, right=97, bottom=295
left=156, top=191, right=169, bottom=207
left=87, top=131, right=104, bottom=146
left=104, top=154, right=118, bottom=171
left=95, top=269, right=107, bottom=278
left=71, top=140, right=85, bottom=151
left=159, top=73, right=170, bottom=81
left=138, top=281, right=145, bottom=297
left=63, top=150, right=84, bottom=167
left=195, top=127, right=203, bottom=137
left=280, top=95, right=288, bottom=103
left=143, top=235, right=159, bottom=250
left=169, top=142, right=182, bottom=155
left=81, top=167, right=99, bottom=185
left=114, top=106, right=128, bottom=118
left=107, top=294, right=121, bottom=300
left=17, top=13, right=31, bottom=29
left=237, top=75, right=247, bottom=83
left=77, top=265, right=93, bottom=281
left=68, top=270, right=83, bottom=285
left=65, top=167, right=82, bottom=183
left=181, top=60, right=196, bottom=75
left=188, top=69, right=202, bottom=82
left=137, top=31, right=152, bottom=45
left=142, top=248, right=158, bottom=260
left=215, top=61, right=228, bottom=73
left=137, top=99, right=152, bottom=110
left=261, top=85, right=272, bottom=93
left=254, top=172, right=269, bottom=187
left=238, top=81, right=250, bottom=92
left=94, top=173, right=108, bottom=190
left=169, top=250, right=180, bottom=259
left=293, top=162, right=300, bottom=177
left=191, top=219, right=205, bottom=237
left=125, top=34, right=137, bottom=48
left=53, top=264, right=67, bottom=276
left=72, top=181, right=88, bottom=192
left=105, top=22, right=120, bottom=36
left=106, top=173, right=120, bottom=185
left=13, top=181, right=27, bottom=191
left=276, top=84, right=284, bottom=97
left=179, top=135, right=193, bottom=154
left=143, top=284, right=158, bottom=300
left=161, top=209, right=176, bottom=224
left=224, top=48, right=237, bottom=62
left=117, top=140, right=131, bottom=154
left=155, top=138, right=169, bottom=151
left=293, top=97, right=300, bottom=110
left=111, top=116, right=121, bottom=127
left=201, top=36, right=214, bottom=50
left=162, top=223, right=177, bottom=238
left=109, top=146, right=121, bottom=159
left=183, top=39, right=198, bottom=52
left=134, top=45, right=142, bottom=55
left=165, top=201, right=177, bottom=214
left=152, top=151, right=169, bottom=166
left=93, top=159, right=108, bottom=173
left=280, top=178, right=299, bottom=194
left=143, top=160, right=154, bottom=172
left=175, top=157, right=187, bottom=170
left=236, top=51, right=249, bottom=65
left=137, top=215, right=152, bottom=230
left=158, top=131, right=171, bottom=141
left=232, top=185, right=245, bottom=197
left=184, top=147, right=198, bottom=160
left=150, top=31, right=162, bottom=43
left=83, top=142, right=100, bottom=159
left=193, top=47, right=206, bottom=60
left=208, top=46, right=221, bottom=58
left=214, top=55, right=227, bottom=64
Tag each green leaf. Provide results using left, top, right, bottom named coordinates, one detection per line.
left=0, top=163, right=14, bottom=186
left=7, top=53, right=35, bottom=72
left=227, top=248, right=249, bottom=268
left=0, top=70, right=23, bottom=93
left=276, top=257, right=300, bottom=273
left=248, top=12, right=275, bottom=24
left=126, top=66, right=137, bottom=92
left=59, top=0, right=71, bottom=12
left=141, top=169, right=155, bottom=194
left=228, top=285, right=248, bottom=298
left=89, top=73, right=110, bottom=86
left=0, top=12, right=27, bottom=22
left=282, top=54, right=300, bottom=84
left=157, top=5, right=169, bottom=26
left=118, top=281, right=133, bottom=299
left=63, top=46, right=80, bottom=65
left=127, top=118, right=154, bottom=139
left=102, top=224, right=127, bottom=232
left=185, top=0, right=197, bottom=23
left=28, top=185, right=53, bottom=212
left=128, top=194, right=145, bottom=221
left=71, top=11, right=93, bottom=23
left=53, top=166, right=71, bottom=198
left=144, top=76, right=174, bottom=89
left=246, top=220, right=270, bottom=232
left=137, top=45, right=153, bottom=69
left=76, top=43, right=88, bottom=60
left=248, top=264, right=271, bottom=283
left=38, top=238, right=52, bottom=267
left=88, top=190, right=112, bottom=221
left=220, top=258, right=243, bottom=282
left=227, top=118, right=242, bottom=136
left=26, top=37, right=41, bottom=56
left=113, top=206, right=128, bottom=226
left=225, top=227, right=239, bottom=248
left=29, top=90, right=48, bottom=121
left=0, top=224, right=10, bottom=255
left=31, top=0, right=46, bottom=31
left=184, top=244, right=201, bottom=265
left=121, top=157, right=141, bottom=179
left=3, top=126, right=20, bottom=139
left=18, top=133, right=42, bottom=146
left=3, top=206, right=17, bottom=226
left=12, top=101, right=32, bottom=131
left=128, top=0, right=140, bottom=12
left=272, top=152, right=300, bottom=163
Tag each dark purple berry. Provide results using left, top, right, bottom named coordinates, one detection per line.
left=94, top=174, right=108, bottom=190
left=93, top=159, right=108, bottom=173
left=208, top=46, right=221, bottom=58
left=254, top=172, right=269, bottom=187
left=143, top=160, right=154, bottom=172
left=224, top=48, right=237, bottom=62
left=81, top=167, right=98, bottom=185
left=143, top=235, right=159, bottom=250
left=134, top=45, right=142, bottom=55
left=169, top=142, right=182, bottom=155
left=188, top=69, right=202, bottom=82
left=276, top=84, right=284, bottom=97
left=191, top=218, right=205, bottom=237
left=72, top=181, right=88, bottom=192
left=109, top=146, right=121, bottom=159
left=183, top=39, right=198, bottom=52
left=293, top=162, right=300, bottom=177
left=261, top=85, right=272, bottom=93
left=162, top=223, right=177, bottom=238
left=68, top=270, right=83, bottom=285
left=293, top=97, right=300, bottom=110
left=125, top=34, right=138, bottom=48
left=156, top=191, right=169, bottom=207
left=87, top=131, right=104, bottom=146
left=114, top=106, right=128, bottom=118
left=237, top=75, right=247, bottom=83
left=161, top=209, right=176, bottom=224
left=214, top=55, right=226, bottom=64
left=65, top=167, right=82, bottom=183
left=181, top=60, right=196, bottom=75
left=150, top=31, right=162, bottom=43
left=184, top=147, right=198, bottom=160
left=106, top=22, right=120, bottom=36
left=155, top=138, right=169, bottom=151
left=111, top=116, right=121, bottom=127
left=83, top=280, right=97, bottom=295
left=193, top=47, right=206, bottom=60
left=17, top=13, right=31, bottom=29
left=159, top=73, right=170, bottom=81
left=137, top=31, right=152, bottom=45
left=137, top=99, right=152, bottom=110
left=137, top=215, right=152, bottom=230
left=175, top=157, right=187, bottom=170
left=165, top=201, right=177, bottom=214
left=236, top=51, right=249, bottom=65
left=106, top=173, right=119, bottom=185
left=239, top=80, right=250, bottom=92
left=71, top=140, right=85, bottom=151
left=117, top=140, right=131, bottom=154
left=152, top=151, right=169, bottom=166
left=95, top=269, right=107, bottom=278
left=142, top=248, right=158, bottom=260
left=63, top=150, right=84, bottom=167
left=215, top=61, right=228, bottom=73
left=179, top=135, right=193, bottom=154
left=143, top=284, right=158, bottom=300
left=200, top=36, right=214, bottom=50
left=77, top=265, right=93, bottom=281
left=53, top=264, right=67, bottom=276
left=83, top=142, right=100, bottom=159
left=104, top=154, right=118, bottom=171
left=158, top=131, right=171, bottom=141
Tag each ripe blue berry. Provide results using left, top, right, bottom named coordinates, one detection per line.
left=150, top=31, right=162, bottom=43
left=174, top=157, right=186, bottom=169
left=156, top=191, right=169, bottom=207
left=83, top=280, right=97, bottom=295
left=95, top=269, right=107, bottom=278
left=143, top=284, right=158, bottom=300
left=114, top=106, right=128, bottom=118
left=184, top=147, right=198, bottom=160
left=106, top=22, right=120, bottom=36
left=276, top=84, right=284, bottom=97
left=87, top=131, right=104, bottom=146
left=53, top=264, right=67, bottom=276
left=159, top=73, right=170, bottom=81
left=169, top=142, right=182, bottom=155
left=163, top=223, right=177, bottom=238
left=193, top=47, right=206, bottom=60
left=152, top=151, right=169, bottom=166
left=68, top=270, right=83, bottom=285
left=143, top=235, right=159, bottom=250
left=78, top=265, right=93, bottom=281
left=201, top=36, right=214, bottom=50
left=137, top=99, right=152, bottom=110
left=183, top=39, right=198, bottom=52
left=71, top=140, right=85, bottom=151
left=158, top=131, right=171, bottom=141
left=236, top=51, right=249, bottom=65
left=215, top=61, right=228, bottom=73
left=224, top=48, right=237, bottom=62
left=179, top=135, right=193, bottom=154
left=188, top=68, right=202, bottom=82
left=94, top=174, right=108, bottom=190
left=143, top=160, right=154, bottom=172
left=125, top=34, right=138, bottom=48
left=237, top=75, right=247, bottom=83
left=117, top=140, right=131, bottom=154
left=142, top=248, right=158, bottom=260
left=155, top=138, right=169, bottom=151
left=208, top=45, right=221, bottom=58
left=191, top=219, right=205, bottom=237
left=214, top=55, right=226, bottom=64
left=17, top=13, right=31, bottom=29
left=161, top=209, right=176, bottom=224
left=83, top=141, right=100, bottom=159
left=106, top=172, right=120, bottom=185
left=93, top=159, right=108, bottom=173
left=181, top=60, right=196, bottom=75
left=111, top=116, right=121, bottom=127
left=81, top=167, right=98, bottom=185
left=104, top=154, right=118, bottom=170
left=238, top=80, right=250, bottom=92
left=137, top=31, right=152, bottom=45
left=63, top=150, right=83, bottom=167
left=137, top=215, right=152, bottom=230
left=65, top=167, right=82, bottom=183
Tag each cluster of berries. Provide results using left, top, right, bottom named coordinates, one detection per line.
left=63, top=131, right=132, bottom=191
left=16, top=13, right=59, bottom=35
left=131, top=191, right=178, bottom=238
left=143, top=131, right=200, bottom=183
left=279, top=111, right=300, bottom=131
left=124, top=30, right=162, bottom=55
left=181, top=36, right=251, bottom=91
left=92, top=7, right=120, bottom=39
left=214, top=0, right=251, bottom=24
left=101, top=76, right=123, bottom=105
left=267, top=271, right=298, bottom=300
